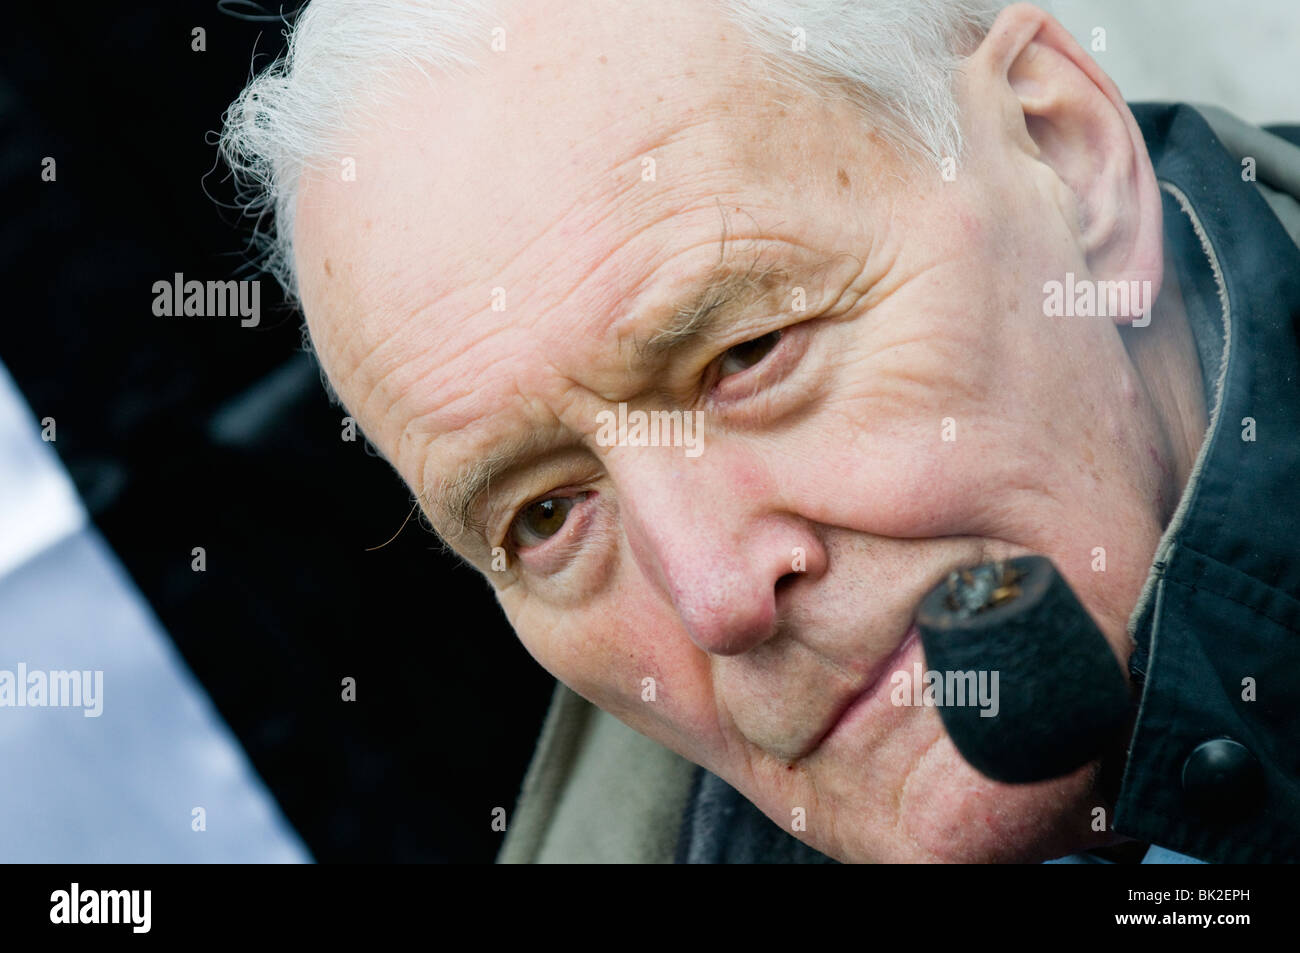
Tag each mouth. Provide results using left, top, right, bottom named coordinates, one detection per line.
left=801, top=622, right=923, bottom=759
left=782, top=547, right=1037, bottom=763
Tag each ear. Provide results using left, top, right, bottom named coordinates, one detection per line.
left=969, top=2, right=1162, bottom=322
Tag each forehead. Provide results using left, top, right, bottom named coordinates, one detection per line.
left=292, top=0, right=890, bottom=530
left=295, top=2, right=778, bottom=294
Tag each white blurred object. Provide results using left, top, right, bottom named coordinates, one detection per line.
left=0, top=365, right=85, bottom=580
left=0, top=359, right=311, bottom=862
left=1038, top=0, right=1300, bottom=124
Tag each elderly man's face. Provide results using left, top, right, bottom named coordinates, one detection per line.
left=295, top=1, right=1176, bottom=862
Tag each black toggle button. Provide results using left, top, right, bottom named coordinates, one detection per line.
left=1181, top=738, right=1264, bottom=815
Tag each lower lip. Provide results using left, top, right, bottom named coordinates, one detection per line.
left=824, top=624, right=923, bottom=745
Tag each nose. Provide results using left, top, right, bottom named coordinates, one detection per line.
left=612, top=446, right=826, bottom=656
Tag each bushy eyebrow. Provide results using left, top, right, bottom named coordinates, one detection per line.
left=427, top=247, right=792, bottom=549
left=427, top=427, right=566, bottom=544
left=637, top=253, right=791, bottom=362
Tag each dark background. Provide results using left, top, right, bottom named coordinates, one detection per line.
left=0, top=2, right=554, bottom=861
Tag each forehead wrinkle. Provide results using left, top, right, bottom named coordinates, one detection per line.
left=627, top=211, right=793, bottom=369
left=467, top=105, right=789, bottom=354
left=394, top=116, right=736, bottom=326
left=359, top=295, right=523, bottom=428
left=522, top=160, right=742, bottom=303
left=388, top=349, right=521, bottom=488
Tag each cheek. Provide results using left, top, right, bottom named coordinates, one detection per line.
left=799, top=272, right=1068, bottom=541
left=507, top=583, right=729, bottom=761
left=777, top=383, right=1011, bottom=542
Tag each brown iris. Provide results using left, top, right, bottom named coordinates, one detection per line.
left=517, top=495, right=576, bottom=542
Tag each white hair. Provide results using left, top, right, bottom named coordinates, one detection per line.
left=219, top=0, right=1005, bottom=300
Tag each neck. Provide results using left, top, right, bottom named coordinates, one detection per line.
left=1118, top=246, right=1210, bottom=525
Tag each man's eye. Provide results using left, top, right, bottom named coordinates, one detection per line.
left=511, top=495, right=578, bottom=546
left=718, top=330, right=781, bottom=379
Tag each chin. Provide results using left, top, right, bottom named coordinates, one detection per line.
left=808, top=740, right=1108, bottom=864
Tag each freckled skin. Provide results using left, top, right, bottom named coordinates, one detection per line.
left=292, top=1, right=1206, bottom=862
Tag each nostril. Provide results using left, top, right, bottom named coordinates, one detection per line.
left=775, top=572, right=800, bottom=596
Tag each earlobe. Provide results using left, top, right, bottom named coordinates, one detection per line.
left=975, top=3, right=1163, bottom=320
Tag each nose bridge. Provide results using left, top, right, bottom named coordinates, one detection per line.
left=607, top=442, right=801, bottom=656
